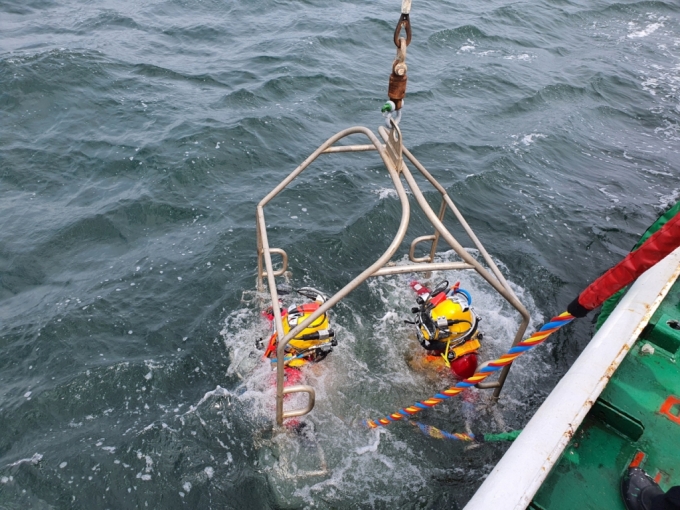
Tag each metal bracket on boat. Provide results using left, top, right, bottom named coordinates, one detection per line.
left=256, top=124, right=530, bottom=426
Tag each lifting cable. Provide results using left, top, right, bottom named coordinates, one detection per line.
left=382, top=0, right=412, bottom=126
left=365, top=207, right=680, bottom=428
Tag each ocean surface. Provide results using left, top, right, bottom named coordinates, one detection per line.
left=1, top=0, right=679, bottom=507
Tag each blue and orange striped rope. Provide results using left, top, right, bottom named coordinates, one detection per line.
left=365, top=311, right=575, bottom=428
left=411, top=421, right=522, bottom=443
left=411, top=421, right=475, bottom=442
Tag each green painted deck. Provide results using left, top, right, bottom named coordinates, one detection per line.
left=530, top=278, right=680, bottom=510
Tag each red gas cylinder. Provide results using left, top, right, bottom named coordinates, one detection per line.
left=450, top=353, right=478, bottom=379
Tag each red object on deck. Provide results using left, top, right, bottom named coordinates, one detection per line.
left=629, top=451, right=646, bottom=468
left=660, top=395, right=680, bottom=426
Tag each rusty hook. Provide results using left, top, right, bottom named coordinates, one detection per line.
left=393, top=13, right=412, bottom=48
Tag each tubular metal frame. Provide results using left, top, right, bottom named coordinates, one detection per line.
left=256, top=121, right=530, bottom=425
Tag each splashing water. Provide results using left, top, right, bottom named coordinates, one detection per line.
left=220, top=249, right=546, bottom=507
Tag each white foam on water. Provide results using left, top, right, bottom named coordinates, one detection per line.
left=220, top=303, right=281, bottom=421
left=7, top=453, right=43, bottom=467
left=220, top=251, right=545, bottom=507
left=637, top=56, right=680, bottom=141
left=221, top=295, right=434, bottom=505
left=599, top=187, right=620, bottom=203
left=458, top=38, right=476, bottom=54
left=503, top=53, right=532, bottom=61
left=509, top=133, right=547, bottom=153
left=371, top=187, right=398, bottom=200
left=628, top=22, right=663, bottom=39
left=521, top=133, right=547, bottom=146
left=642, top=167, right=673, bottom=177
left=659, top=189, right=680, bottom=210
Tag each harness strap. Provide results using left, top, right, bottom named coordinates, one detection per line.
left=441, top=339, right=452, bottom=367
left=263, top=332, right=277, bottom=358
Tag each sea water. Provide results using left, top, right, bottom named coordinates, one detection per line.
left=1, top=0, right=679, bottom=507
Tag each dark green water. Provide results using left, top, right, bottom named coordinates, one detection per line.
left=1, top=0, right=678, bottom=507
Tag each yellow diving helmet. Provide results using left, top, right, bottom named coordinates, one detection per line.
left=410, top=280, right=482, bottom=362
left=263, top=287, right=336, bottom=367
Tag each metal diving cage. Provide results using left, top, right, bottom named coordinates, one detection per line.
left=256, top=120, right=530, bottom=425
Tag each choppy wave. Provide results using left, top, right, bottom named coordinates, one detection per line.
left=2, top=0, right=679, bottom=506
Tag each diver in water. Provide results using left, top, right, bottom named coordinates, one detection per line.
left=259, top=287, right=336, bottom=433
left=261, top=287, right=337, bottom=369
left=405, top=279, right=486, bottom=434
left=406, top=279, right=482, bottom=380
